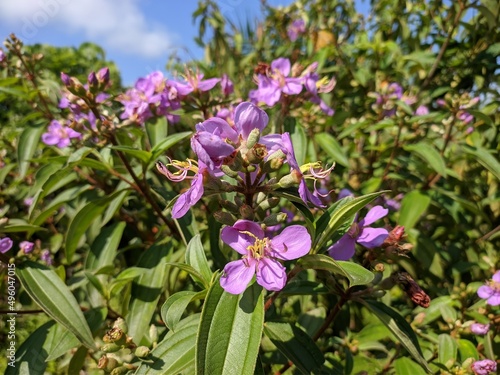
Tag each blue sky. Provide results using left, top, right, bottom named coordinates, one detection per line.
left=0, top=0, right=300, bottom=85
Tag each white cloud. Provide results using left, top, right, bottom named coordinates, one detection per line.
left=0, top=0, right=174, bottom=58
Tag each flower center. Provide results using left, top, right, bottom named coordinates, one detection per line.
left=347, top=222, right=361, bottom=238
left=488, top=280, right=500, bottom=292
left=247, top=238, right=269, bottom=260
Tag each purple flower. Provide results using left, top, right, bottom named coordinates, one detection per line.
left=192, top=102, right=268, bottom=169
left=249, top=58, right=302, bottom=106
left=470, top=322, right=490, bottom=335
left=23, top=197, right=34, bottom=207
left=477, top=270, right=500, bottom=306
left=40, top=249, right=53, bottom=266
left=328, top=206, right=389, bottom=260
left=220, top=74, right=234, bottom=96
left=20, top=241, right=34, bottom=254
left=42, top=120, right=81, bottom=148
left=172, top=72, right=220, bottom=96
left=415, top=105, right=429, bottom=116
left=0, top=49, right=6, bottom=63
left=0, top=237, right=13, bottom=253
left=471, top=359, right=496, bottom=375
left=458, top=110, right=474, bottom=125
left=279, top=133, right=326, bottom=207
left=287, top=19, right=306, bottom=41
left=302, top=62, right=335, bottom=116
left=220, top=220, right=311, bottom=294
left=157, top=160, right=208, bottom=219
left=118, top=71, right=181, bottom=125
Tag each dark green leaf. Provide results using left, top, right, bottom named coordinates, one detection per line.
left=398, top=190, right=431, bottom=230
left=314, top=132, right=349, bottom=167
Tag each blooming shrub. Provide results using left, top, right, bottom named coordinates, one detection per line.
left=0, top=0, right=498, bottom=374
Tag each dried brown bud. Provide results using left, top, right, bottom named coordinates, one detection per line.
left=254, top=62, right=270, bottom=75
left=393, top=272, right=431, bottom=308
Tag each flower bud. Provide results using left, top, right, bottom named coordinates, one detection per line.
left=113, top=318, right=128, bottom=334
left=219, top=199, right=240, bottom=213
left=101, top=342, right=121, bottom=353
left=135, top=346, right=150, bottom=358
left=60, top=72, right=71, bottom=86
left=88, top=71, right=98, bottom=87
left=278, top=170, right=302, bottom=188
left=213, top=211, right=237, bottom=226
left=149, top=324, right=158, bottom=344
left=246, top=128, right=261, bottom=149
left=99, top=355, right=119, bottom=372
left=257, top=197, right=280, bottom=211
left=239, top=204, right=254, bottom=220
left=245, top=143, right=267, bottom=164
left=263, top=212, right=288, bottom=226
left=97, top=67, right=110, bottom=85
left=220, top=164, right=240, bottom=178
left=110, top=366, right=129, bottom=375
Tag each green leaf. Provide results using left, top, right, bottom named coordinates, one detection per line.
left=185, top=234, right=213, bottom=288
left=110, top=145, right=152, bottom=164
left=161, top=290, right=205, bottom=331
left=150, top=131, right=192, bottom=162
left=404, top=142, right=447, bottom=176
left=264, top=322, right=324, bottom=374
left=16, top=261, right=95, bottom=349
left=393, top=357, right=428, bottom=375
left=360, top=300, right=431, bottom=373
left=438, top=334, right=457, bottom=368
left=127, top=241, right=172, bottom=344
left=298, top=254, right=374, bottom=287
left=196, top=275, right=264, bottom=375
left=135, top=314, right=199, bottom=375
left=17, top=124, right=45, bottom=179
left=0, top=219, right=46, bottom=234
left=314, top=191, right=387, bottom=251
left=284, top=117, right=307, bottom=166
left=398, top=190, right=431, bottom=230
left=314, top=132, right=349, bottom=167
left=167, top=262, right=209, bottom=289
left=145, top=116, right=168, bottom=148
left=65, top=191, right=124, bottom=262
left=457, top=339, right=479, bottom=361
left=463, top=145, right=500, bottom=180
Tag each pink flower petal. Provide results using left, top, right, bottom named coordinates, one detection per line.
left=220, top=259, right=256, bottom=294
left=357, top=227, right=389, bottom=248
left=234, top=102, right=269, bottom=139
left=328, top=235, right=356, bottom=260
left=362, top=206, right=388, bottom=226
left=477, top=285, right=494, bottom=299
left=271, top=225, right=311, bottom=260
left=256, top=258, right=286, bottom=291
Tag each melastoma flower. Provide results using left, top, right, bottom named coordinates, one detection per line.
left=249, top=58, right=302, bottom=106
left=220, top=220, right=311, bottom=294
left=19, top=241, right=34, bottom=254
left=477, top=270, right=500, bottom=306
left=0, top=237, right=13, bottom=253
left=470, top=322, right=490, bottom=335
left=328, top=206, right=389, bottom=260
left=172, top=70, right=220, bottom=96
left=471, top=359, right=497, bottom=375
left=41, top=120, right=81, bottom=148
left=191, top=102, right=269, bottom=169
left=220, top=74, right=234, bottom=96
left=287, top=19, right=306, bottom=41
left=157, top=159, right=208, bottom=219
left=302, top=62, right=335, bottom=116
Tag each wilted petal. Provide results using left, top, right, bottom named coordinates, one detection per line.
left=234, top=102, right=269, bottom=139
left=328, top=235, right=356, bottom=260
left=362, top=206, right=388, bottom=226
left=271, top=225, right=311, bottom=260
left=477, top=285, right=494, bottom=299
left=357, top=227, right=388, bottom=248
left=256, top=258, right=287, bottom=291
left=299, top=180, right=325, bottom=207
left=220, top=259, right=256, bottom=294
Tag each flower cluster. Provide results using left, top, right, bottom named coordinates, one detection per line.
left=249, top=58, right=335, bottom=115
left=118, top=71, right=181, bottom=125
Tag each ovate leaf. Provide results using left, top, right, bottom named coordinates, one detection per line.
left=16, top=261, right=95, bottom=349
left=196, top=276, right=264, bottom=375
